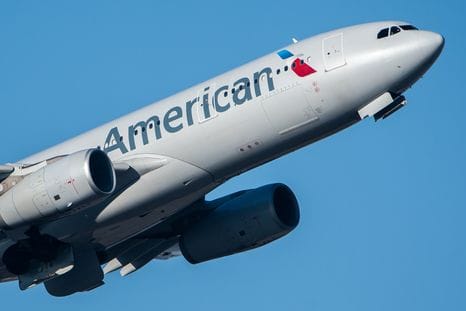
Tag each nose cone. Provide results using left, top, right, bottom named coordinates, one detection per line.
left=382, top=30, right=444, bottom=94
left=418, top=31, right=445, bottom=66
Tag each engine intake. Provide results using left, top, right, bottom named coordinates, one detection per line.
left=0, top=149, right=116, bottom=229
left=179, top=183, right=300, bottom=264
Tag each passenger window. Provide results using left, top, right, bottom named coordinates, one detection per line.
left=377, top=28, right=389, bottom=39
left=390, top=26, right=401, bottom=36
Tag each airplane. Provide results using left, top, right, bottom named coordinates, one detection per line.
left=0, top=21, right=444, bottom=296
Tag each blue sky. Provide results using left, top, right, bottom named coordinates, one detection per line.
left=0, top=0, right=465, bottom=310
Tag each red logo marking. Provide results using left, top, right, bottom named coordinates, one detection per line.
left=292, top=58, right=317, bottom=77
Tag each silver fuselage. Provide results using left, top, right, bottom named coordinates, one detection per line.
left=13, top=21, right=444, bottom=248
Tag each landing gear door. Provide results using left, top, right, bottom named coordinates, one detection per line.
left=323, top=33, right=346, bottom=72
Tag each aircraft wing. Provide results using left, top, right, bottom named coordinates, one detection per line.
left=0, top=154, right=183, bottom=284
left=0, top=165, right=13, bottom=182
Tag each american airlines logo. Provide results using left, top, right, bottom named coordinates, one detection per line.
left=278, top=49, right=317, bottom=77
left=103, top=52, right=317, bottom=155
left=103, top=67, right=276, bottom=155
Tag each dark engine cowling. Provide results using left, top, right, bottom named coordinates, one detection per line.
left=179, top=183, right=300, bottom=264
left=0, top=149, right=115, bottom=229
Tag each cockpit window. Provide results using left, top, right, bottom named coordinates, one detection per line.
left=400, top=25, right=419, bottom=31
left=390, top=26, right=401, bottom=36
left=377, top=28, right=389, bottom=39
left=378, top=24, right=416, bottom=40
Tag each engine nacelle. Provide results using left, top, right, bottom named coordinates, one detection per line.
left=0, top=149, right=116, bottom=229
left=179, top=183, right=300, bottom=264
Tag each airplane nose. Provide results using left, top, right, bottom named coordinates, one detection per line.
left=426, top=32, right=444, bottom=56
left=385, top=30, right=444, bottom=94
left=419, top=31, right=445, bottom=64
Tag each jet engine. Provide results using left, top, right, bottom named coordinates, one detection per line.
left=0, top=149, right=116, bottom=229
left=179, top=183, right=300, bottom=264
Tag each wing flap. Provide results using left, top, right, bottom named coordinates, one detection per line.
left=103, top=238, right=178, bottom=276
